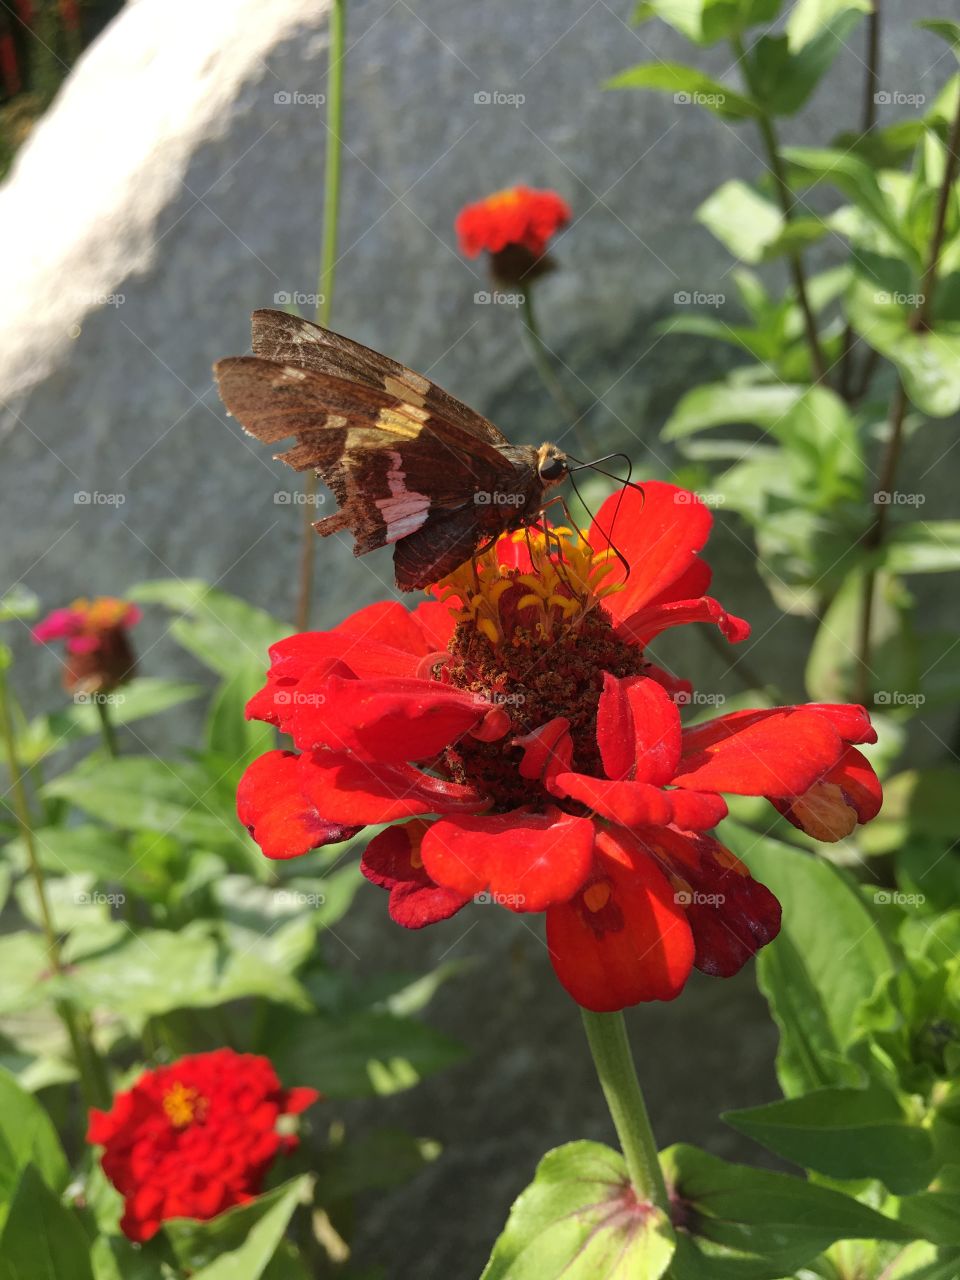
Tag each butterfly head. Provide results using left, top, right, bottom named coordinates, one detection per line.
left=536, top=442, right=568, bottom=489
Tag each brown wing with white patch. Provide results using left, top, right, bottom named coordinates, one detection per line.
left=250, top=309, right=509, bottom=449
left=213, top=356, right=522, bottom=562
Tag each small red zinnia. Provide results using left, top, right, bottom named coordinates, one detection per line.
left=32, top=595, right=141, bottom=695
left=236, top=483, right=882, bottom=1013
left=455, top=185, right=571, bottom=283
left=87, top=1048, right=319, bottom=1242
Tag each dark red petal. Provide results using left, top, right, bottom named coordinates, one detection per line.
left=595, top=674, right=681, bottom=785
left=591, top=482, right=713, bottom=621
left=246, top=658, right=354, bottom=732
left=237, top=751, right=361, bottom=860
left=549, top=771, right=673, bottom=827
left=643, top=827, right=781, bottom=978
left=361, top=822, right=470, bottom=928
left=643, top=664, right=693, bottom=704
left=282, top=1087, right=321, bottom=1114
left=643, top=558, right=713, bottom=607
left=674, top=709, right=843, bottom=797
left=294, top=674, right=490, bottom=762
left=615, top=596, right=750, bottom=647
left=420, top=807, right=595, bottom=912
left=772, top=745, right=882, bottom=841
left=297, top=750, right=484, bottom=825
left=513, top=717, right=573, bottom=784
left=546, top=828, right=695, bottom=1011
left=667, top=789, right=728, bottom=831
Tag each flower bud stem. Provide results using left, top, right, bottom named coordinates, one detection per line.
left=520, top=290, right=590, bottom=456
left=96, top=697, right=119, bottom=757
left=580, top=1008, right=669, bottom=1208
left=0, top=664, right=109, bottom=1107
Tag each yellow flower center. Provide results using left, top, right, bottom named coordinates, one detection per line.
left=69, top=596, right=131, bottom=632
left=162, top=1081, right=207, bottom=1128
left=436, top=526, right=622, bottom=648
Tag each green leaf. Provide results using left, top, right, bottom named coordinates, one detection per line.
left=0, top=1164, right=93, bottom=1280
left=898, top=1184, right=960, bottom=1245
left=632, top=0, right=782, bottom=45
left=90, top=1237, right=167, bottom=1280
left=0, top=1069, right=68, bottom=1230
left=130, top=580, right=288, bottom=676
left=749, top=18, right=866, bottom=116
left=885, top=523, right=960, bottom=574
left=918, top=20, right=960, bottom=59
left=696, top=181, right=783, bottom=262
left=724, top=824, right=891, bottom=1096
left=861, top=769, right=960, bottom=855
left=0, top=932, right=51, bottom=1015
left=479, top=1141, right=675, bottom=1280
left=662, top=382, right=806, bottom=439
left=165, top=1176, right=311, bottom=1279
left=605, top=63, right=759, bottom=120
left=784, top=147, right=916, bottom=261
left=205, top=664, right=275, bottom=779
left=725, top=1083, right=937, bottom=1193
left=787, top=0, right=872, bottom=50
left=266, top=1009, right=464, bottom=1099
left=44, top=756, right=241, bottom=851
left=661, top=1143, right=912, bottom=1279
left=0, top=587, right=39, bottom=623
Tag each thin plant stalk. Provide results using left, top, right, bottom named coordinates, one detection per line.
left=0, top=663, right=109, bottom=1108
left=296, top=0, right=347, bottom=633
left=520, top=289, right=591, bottom=456
left=95, top=695, right=119, bottom=757
left=854, top=88, right=960, bottom=702
left=580, top=1008, right=669, bottom=1208
left=732, top=36, right=827, bottom=383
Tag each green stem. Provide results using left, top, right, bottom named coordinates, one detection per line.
left=733, top=37, right=827, bottom=383
left=296, top=0, right=347, bottom=634
left=520, top=290, right=590, bottom=456
left=95, top=696, right=119, bottom=757
left=580, top=1009, right=669, bottom=1207
left=0, top=665, right=109, bottom=1108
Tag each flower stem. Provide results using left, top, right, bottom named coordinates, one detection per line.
left=580, top=1008, right=669, bottom=1207
left=520, top=290, right=590, bottom=456
left=0, top=663, right=109, bottom=1108
left=95, top=696, right=119, bottom=757
left=854, top=87, right=960, bottom=702
left=733, top=37, right=827, bottom=383
left=296, top=0, right=347, bottom=633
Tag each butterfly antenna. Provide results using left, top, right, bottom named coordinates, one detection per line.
left=567, top=470, right=632, bottom=582
left=566, top=452, right=646, bottom=499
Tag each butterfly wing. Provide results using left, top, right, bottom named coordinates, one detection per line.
left=250, top=309, right=509, bottom=449
left=213, top=355, right=525, bottom=568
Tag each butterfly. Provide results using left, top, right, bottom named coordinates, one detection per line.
left=213, top=309, right=573, bottom=590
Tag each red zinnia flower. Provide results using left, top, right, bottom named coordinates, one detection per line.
left=32, top=596, right=141, bottom=694
left=236, top=483, right=882, bottom=1013
left=87, top=1048, right=319, bottom=1242
left=455, top=185, right=571, bottom=283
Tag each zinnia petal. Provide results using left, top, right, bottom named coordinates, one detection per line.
left=361, top=821, right=470, bottom=928
left=237, top=751, right=360, bottom=860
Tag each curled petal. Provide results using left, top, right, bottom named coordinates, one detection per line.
left=361, top=821, right=469, bottom=928
left=590, top=481, right=713, bottom=621
left=334, top=600, right=438, bottom=656
left=264, top=627, right=422, bottom=684
left=513, top=717, right=573, bottom=784
left=596, top=673, right=681, bottom=785
left=298, top=750, right=484, bottom=825
left=773, top=745, right=882, bottom=841
left=546, top=828, right=695, bottom=1011
left=615, top=596, right=750, bottom=647
left=412, top=599, right=458, bottom=651
left=549, top=772, right=673, bottom=827
left=421, top=807, right=595, bottom=913
left=682, top=703, right=877, bottom=752
left=237, top=751, right=360, bottom=860
left=674, top=709, right=843, bottom=798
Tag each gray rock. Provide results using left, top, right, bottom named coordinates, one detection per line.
left=1, top=0, right=957, bottom=1273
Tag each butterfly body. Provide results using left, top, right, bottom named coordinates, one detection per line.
left=214, top=311, right=569, bottom=589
